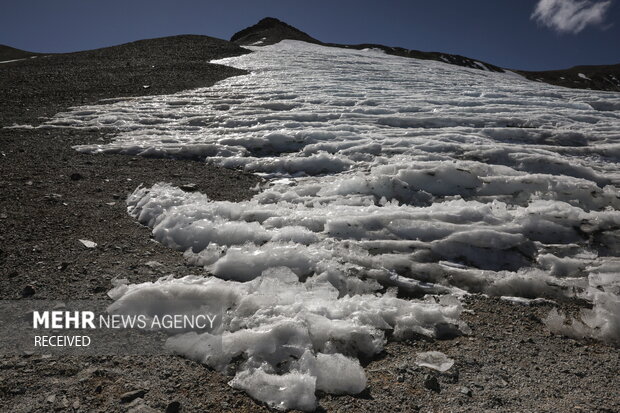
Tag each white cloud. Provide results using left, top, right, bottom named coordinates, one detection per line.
left=531, top=0, right=612, bottom=34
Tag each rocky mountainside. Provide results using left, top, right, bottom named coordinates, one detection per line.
left=518, top=64, right=620, bottom=92
left=0, top=35, right=249, bottom=125
left=231, top=17, right=320, bottom=46
left=0, top=44, right=40, bottom=61
left=231, top=17, right=504, bottom=73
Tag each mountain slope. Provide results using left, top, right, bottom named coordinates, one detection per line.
left=0, top=44, right=40, bottom=61
left=0, top=35, right=249, bottom=125
left=231, top=17, right=504, bottom=73
left=231, top=17, right=320, bottom=45
left=232, top=17, right=620, bottom=91
left=518, top=64, right=620, bottom=92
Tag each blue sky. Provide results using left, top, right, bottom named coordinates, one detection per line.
left=0, top=0, right=618, bottom=70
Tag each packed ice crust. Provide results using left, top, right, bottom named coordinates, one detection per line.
left=109, top=268, right=465, bottom=411
left=41, top=40, right=620, bottom=408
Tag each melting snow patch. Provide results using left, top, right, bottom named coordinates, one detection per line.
left=109, top=268, right=465, bottom=410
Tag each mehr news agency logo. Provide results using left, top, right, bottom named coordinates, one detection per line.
left=31, top=310, right=219, bottom=347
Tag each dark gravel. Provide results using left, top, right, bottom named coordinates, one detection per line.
left=0, top=34, right=258, bottom=301
left=1, top=34, right=250, bottom=126
left=1, top=33, right=618, bottom=413
left=518, top=64, right=620, bottom=92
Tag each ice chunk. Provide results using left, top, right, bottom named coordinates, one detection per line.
left=78, top=239, right=97, bottom=248
left=295, top=350, right=366, bottom=394
left=415, top=351, right=455, bottom=372
left=229, top=367, right=317, bottom=412
left=544, top=291, right=620, bottom=344
left=500, top=296, right=557, bottom=306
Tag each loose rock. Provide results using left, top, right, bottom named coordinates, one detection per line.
left=166, top=400, right=182, bottom=413
left=21, top=285, right=35, bottom=298
left=424, top=374, right=441, bottom=393
left=120, top=389, right=147, bottom=404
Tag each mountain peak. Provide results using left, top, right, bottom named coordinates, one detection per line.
left=230, top=17, right=321, bottom=46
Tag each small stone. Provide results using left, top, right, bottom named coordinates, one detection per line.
left=441, top=366, right=460, bottom=383
left=44, top=193, right=63, bottom=203
left=434, top=323, right=462, bottom=340
left=180, top=183, right=198, bottom=192
left=25, top=180, right=33, bottom=186
left=166, top=401, right=182, bottom=413
left=120, top=389, right=147, bottom=404
left=72, top=399, right=80, bottom=409
left=46, top=394, right=56, bottom=403
left=144, top=260, right=163, bottom=269
left=460, top=386, right=472, bottom=397
left=0, top=213, right=7, bottom=219
left=21, top=285, right=35, bottom=298
left=424, top=374, right=441, bottom=393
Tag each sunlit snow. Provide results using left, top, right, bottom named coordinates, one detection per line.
left=39, top=40, right=620, bottom=409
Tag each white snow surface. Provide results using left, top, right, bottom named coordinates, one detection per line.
left=34, top=40, right=620, bottom=407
